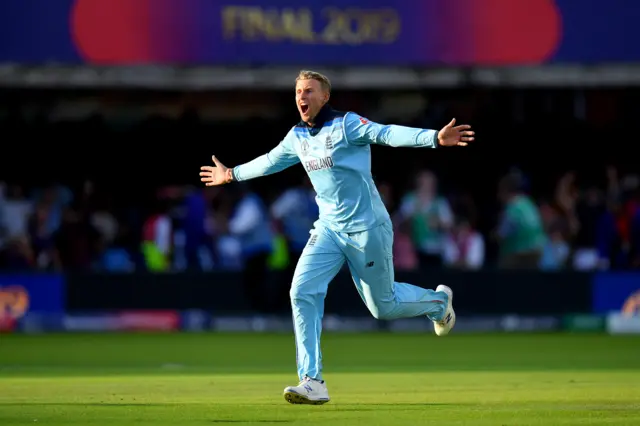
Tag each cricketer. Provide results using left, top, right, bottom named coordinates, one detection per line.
left=199, top=70, right=475, bottom=405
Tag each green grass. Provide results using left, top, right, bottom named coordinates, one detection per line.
left=1, top=333, right=639, bottom=425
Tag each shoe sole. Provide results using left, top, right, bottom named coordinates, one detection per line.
left=284, top=391, right=330, bottom=405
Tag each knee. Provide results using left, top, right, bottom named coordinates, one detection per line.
left=289, top=286, right=302, bottom=302
left=367, top=300, right=395, bottom=320
left=289, top=282, right=324, bottom=305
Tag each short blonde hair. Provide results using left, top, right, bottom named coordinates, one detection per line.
left=296, top=70, right=331, bottom=93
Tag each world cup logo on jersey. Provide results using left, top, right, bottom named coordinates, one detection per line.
left=301, top=140, right=310, bottom=157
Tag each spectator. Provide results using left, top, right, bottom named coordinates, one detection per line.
left=377, top=182, right=417, bottom=271
left=399, top=170, right=453, bottom=268
left=100, top=225, right=137, bottom=272
left=89, top=194, right=119, bottom=248
left=392, top=219, right=419, bottom=271
left=27, top=203, right=59, bottom=270
left=573, top=185, right=611, bottom=270
left=443, top=217, right=485, bottom=270
left=228, top=184, right=273, bottom=313
left=269, top=178, right=318, bottom=312
left=538, top=199, right=571, bottom=270
left=53, top=207, right=101, bottom=271
left=270, top=177, right=318, bottom=263
left=540, top=225, right=571, bottom=270
left=33, top=184, right=73, bottom=236
left=630, top=198, right=640, bottom=269
left=496, top=171, right=546, bottom=269
left=210, top=192, right=243, bottom=269
left=616, top=174, right=640, bottom=267
left=554, top=172, right=580, bottom=240
left=0, top=184, right=33, bottom=248
left=141, top=201, right=173, bottom=272
left=180, top=186, right=219, bottom=270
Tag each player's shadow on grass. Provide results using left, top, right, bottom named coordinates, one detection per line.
left=329, top=402, right=460, bottom=411
left=0, top=403, right=173, bottom=407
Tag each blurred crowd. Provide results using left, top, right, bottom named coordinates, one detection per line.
left=1, top=165, right=639, bottom=275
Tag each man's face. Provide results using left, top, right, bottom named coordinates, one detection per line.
left=295, top=79, right=328, bottom=123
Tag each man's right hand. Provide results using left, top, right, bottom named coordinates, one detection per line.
left=200, top=155, right=233, bottom=186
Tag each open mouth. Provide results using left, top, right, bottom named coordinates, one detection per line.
left=301, top=105, right=309, bottom=114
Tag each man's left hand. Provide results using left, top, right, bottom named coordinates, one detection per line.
left=438, top=118, right=474, bottom=147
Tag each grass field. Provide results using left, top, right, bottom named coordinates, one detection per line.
left=1, top=332, right=639, bottom=425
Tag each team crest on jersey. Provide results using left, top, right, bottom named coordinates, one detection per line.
left=325, top=135, right=333, bottom=150
left=300, top=140, right=310, bottom=156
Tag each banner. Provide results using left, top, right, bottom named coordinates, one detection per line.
left=0, top=0, right=639, bottom=66
left=592, top=273, right=640, bottom=315
left=562, top=314, right=606, bottom=332
left=386, top=315, right=563, bottom=333
left=606, top=313, right=640, bottom=335
left=10, top=310, right=566, bottom=334
left=0, top=274, right=65, bottom=331
left=62, top=311, right=180, bottom=331
left=180, top=310, right=212, bottom=332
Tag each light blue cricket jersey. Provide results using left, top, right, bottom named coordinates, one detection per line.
left=232, top=105, right=439, bottom=233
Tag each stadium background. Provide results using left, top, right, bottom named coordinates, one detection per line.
left=1, top=1, right=639, bottom=425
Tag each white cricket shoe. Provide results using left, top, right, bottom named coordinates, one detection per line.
left=283, top=376, right=330, bottom=405
left=433, top=284, right=456, bottom=336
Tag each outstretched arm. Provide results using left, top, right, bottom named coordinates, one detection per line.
left=200, top=135, right=300, bottom=186
left=232, top=138, right=300, bottom=181
left=343, top=112, right=474, bottom=148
